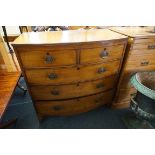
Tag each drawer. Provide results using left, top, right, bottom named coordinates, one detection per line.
left=129, top=49, right=155, bottom=55
left=80, top=45, right=124, bottom=64
left=25, top=60, right=120, bottom=85
left=30, top=75, right=116, bottom=100
left=35, top=90, right=113, bottom=116
left=133, top=38, right=155, bottom=44
left=19, top=49, right=76, bottom=68
left=132, top=41, right=155, bottom=50
left=125, top=54, right=155, bottom=71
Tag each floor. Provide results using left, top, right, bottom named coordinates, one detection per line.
left=1, top=77, right=143, bottom=129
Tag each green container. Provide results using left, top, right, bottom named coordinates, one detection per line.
left=130, top=71, right=155, bottom=121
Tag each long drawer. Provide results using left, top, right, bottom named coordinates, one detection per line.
left=35, top=90, right=113, bottom=116
left=19, top=49, right=76, bottom=68
left=30, top=75, right=116, bottom=100
left=80, top=44, right=124, bottom=64
left=25, top=60, right=120, bottom=85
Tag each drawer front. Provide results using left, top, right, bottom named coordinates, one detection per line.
left=35, top=91, right=113, bottom=116
left=26, top=60, right=120, bottom=85
left=125, top=54, right=155, bottom=71
left=19, top=49, right=76, bottom=68
left=80, top=45, right=124, bottom=64
left=133, top=38, right=155, bottom=44
left=30, top=75, right=116, bottom=100
left=129, top=49, right=155, bottom=55
left=132, top=42, right=155, bottom=50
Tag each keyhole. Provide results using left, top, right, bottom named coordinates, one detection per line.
left=76, top=83, right=80, bottom=87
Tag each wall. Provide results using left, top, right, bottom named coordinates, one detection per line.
left=0, top=26, right=20, bottom=71
left=0, top=26, right=20, bottom=35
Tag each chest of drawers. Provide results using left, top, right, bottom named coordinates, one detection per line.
left=12, top=29, right=127, bottom=118
left=110, top=27, right=155, bottom=109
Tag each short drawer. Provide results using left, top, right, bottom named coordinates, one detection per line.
left=35, top=90, right=113, bottom=116
left=132, top=41, right=155, bottom=50
left=133, top=38, right=155, bottom=44
left=129, top=49, right=155, bottom=55
left=19, top=49, right=76, bottom=68
left=126, top=54, right=155, bottom=71
left=30, top=75, right=116, bottom=100
left=25, top=60, right=120, bottom=85
left=80, top=45, right=124, bottom=64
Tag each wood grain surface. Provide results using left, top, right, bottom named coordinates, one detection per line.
left=110, top=27, right=155, bottom=108
left=12, top=29, right=127, bottom=45
left=110, top=26, right=155, bottom=38
left=12, top=29, right=127, bottom=116
left=0, top=71, right=21, bottom=120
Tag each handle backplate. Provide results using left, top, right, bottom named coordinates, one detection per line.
left=100, top=51, right=109, bottom=58
left=51, top=90, right=60, bottom=95
left=148, top=45, right=155, bottom=49
left=45, top=53, right=55, bottom=63
left=48, top=73, right=57, bottom=80
left=96, top=83, right=104, bottom=88
left=53, top=106, right=63, bottom=111
left=141, top=61, right=149, bottom=66
left=98, top=67, right=106, bottom=74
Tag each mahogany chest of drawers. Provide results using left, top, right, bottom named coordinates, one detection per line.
left=12, top=29, right=127, bottom=118
left=110, top=27, right=155, bottom=109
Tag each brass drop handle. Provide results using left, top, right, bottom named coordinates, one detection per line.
left=96, top=83, right=104, bottom=89
left=45, top=53, right=55, bottom=63
left=148, top=45, right=155, bottom=49
left=141, top=61, right=149, bottom=66
left=95, top=98, right=102, bottom=104
left=51, top=90, right=60, bottom=95
left=53, top=105, right=63, bottom=111
left=48, top=73, right=57, bottom=80
left=100, top=50, right=109, bottom=58
left=98, top=67, right=106, bottom=74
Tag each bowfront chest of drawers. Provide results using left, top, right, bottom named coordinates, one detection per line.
left=110, top=27, right=155, bottom=109
left=12, top=29, right=127, bottom=118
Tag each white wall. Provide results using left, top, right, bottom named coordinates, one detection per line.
left=0, top=26, right=20, bottom=35
left=0, top=26, right=21, bottom=55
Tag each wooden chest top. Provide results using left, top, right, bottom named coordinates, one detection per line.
left=12, top=29, right=127, bottom=45
left=110, top=27, right=155, bottom=38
